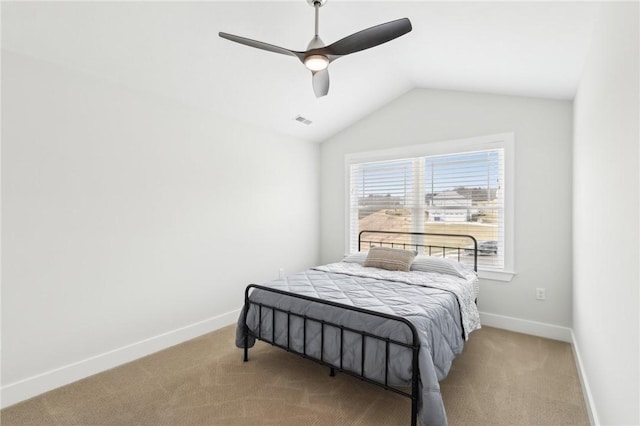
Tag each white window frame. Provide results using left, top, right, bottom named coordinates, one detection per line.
left=344, top=132, right=515, bottom=282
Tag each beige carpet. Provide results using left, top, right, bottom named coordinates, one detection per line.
left=1, top=325, right=589, bottom=425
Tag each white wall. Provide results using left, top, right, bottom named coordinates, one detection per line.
left=1, top=51, right=319, bottom=406
left=320, top=88, right=574, bottom=330
left=573, top=2, right=639, bottom=425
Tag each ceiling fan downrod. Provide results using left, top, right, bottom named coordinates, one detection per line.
left=310, top=0, right=326, bottom=37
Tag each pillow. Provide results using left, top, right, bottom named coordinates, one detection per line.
left=342, top=252, right=368, bottom=265
left=363, top=247, right=417, bottom=272
left=410, top=255, right=472, bottom=279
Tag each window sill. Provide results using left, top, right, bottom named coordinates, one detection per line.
left=478, top=269, right=516, bottom=282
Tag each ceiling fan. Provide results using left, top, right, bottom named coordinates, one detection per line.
left=219, top=0, right=412, bottom=98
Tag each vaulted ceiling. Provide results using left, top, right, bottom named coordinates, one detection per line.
left=2, top=1, right=600, bottom=142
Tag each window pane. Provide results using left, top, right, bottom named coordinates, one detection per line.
left=424, top=150, right=504, bottom=269
left=350, top=159, right=419, bottom=250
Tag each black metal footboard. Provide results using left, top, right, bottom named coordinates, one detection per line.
left=242, top=284, right=421, bottom=426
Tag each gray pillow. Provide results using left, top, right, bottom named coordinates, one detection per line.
left=363, top=247, right=417, bottom=272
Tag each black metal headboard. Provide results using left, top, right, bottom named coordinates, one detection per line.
left=358, top=230, right=478, bottom=272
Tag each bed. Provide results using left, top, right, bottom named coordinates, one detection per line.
left=235, top=230, right=481, bottom=426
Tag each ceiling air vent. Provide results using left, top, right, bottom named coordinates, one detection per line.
left=294, top=115, right=312, bottom=125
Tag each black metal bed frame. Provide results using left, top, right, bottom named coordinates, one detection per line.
left=242, top=230, right=478, bottom=426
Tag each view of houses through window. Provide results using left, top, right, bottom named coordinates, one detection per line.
left=349, top=149, right=505, bottom=270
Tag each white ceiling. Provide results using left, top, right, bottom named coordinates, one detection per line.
left=2, top=1, right=600, bottom=142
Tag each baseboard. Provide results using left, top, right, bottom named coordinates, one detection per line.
left=0, top=309, right=240, bottom=409
left=479, top=311, right=572, bottom=342
left=570, top=331, right=599, bottom=426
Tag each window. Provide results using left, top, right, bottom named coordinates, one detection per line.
left=346, top=133, right=514, bottom=281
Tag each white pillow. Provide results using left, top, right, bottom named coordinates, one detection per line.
left=342, top=252, right=368, bottom=264
left=410, top=255, right=472, bottom=278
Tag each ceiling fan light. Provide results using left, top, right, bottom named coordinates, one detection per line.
left=304, top=54, right=329, bottom=71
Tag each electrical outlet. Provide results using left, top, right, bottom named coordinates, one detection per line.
left=536, top=288, right=546, bottom=300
